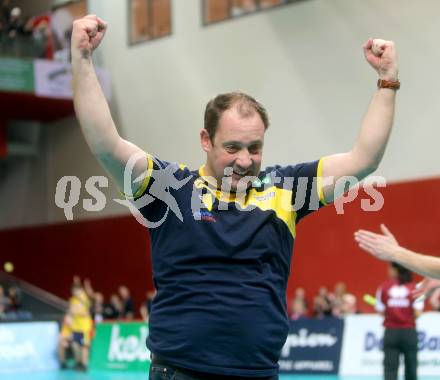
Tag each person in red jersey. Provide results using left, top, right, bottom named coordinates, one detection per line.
left=375, top=262, right=424, bottom=380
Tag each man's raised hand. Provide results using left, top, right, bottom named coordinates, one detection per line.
left=363, top=38, right=398, bottom=81
left=71, top=15, right=107, bottom=60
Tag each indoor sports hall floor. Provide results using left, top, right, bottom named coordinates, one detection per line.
left=5, top=371, right=437, bottom=380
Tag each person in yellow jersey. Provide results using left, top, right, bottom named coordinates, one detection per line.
left=69, top=286, right=93, bottom=371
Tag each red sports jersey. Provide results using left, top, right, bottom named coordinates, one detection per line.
left=375, top=279, right=424, bottom=329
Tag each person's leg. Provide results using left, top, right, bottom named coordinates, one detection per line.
left=58, top=338, right=68, bottom=368
left=81, top=330, right=91, bottom=369
left=81, top=345, right=89, bottom=368
left=72, top=341, right=81, bottom=366
left=72, top=332, right=86, bottom=370
left=384, top=328, right=400, bottom=380
left=402, top=329, right=418, bottom=380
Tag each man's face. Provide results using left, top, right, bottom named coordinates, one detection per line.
left=201, top=105, right=265, bottom=191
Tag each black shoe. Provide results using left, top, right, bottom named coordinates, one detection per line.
left=75, top=363, right=87, bottom=372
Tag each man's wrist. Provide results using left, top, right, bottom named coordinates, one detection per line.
left=72, top=53, right=93, bottom=69
left=379, top=67, right=398, bottom=82
left=72, top=48, right=93, bottom=64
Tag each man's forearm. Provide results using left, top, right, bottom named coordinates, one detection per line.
left=351, top=88, right=396, bottom=173
left=320, top=88, right=396, bottom=202
left=72, top=56, right=120, bottom=157
left=393, top=247, right=440, bottom=279
left=70, top=16, right=149, bottom=192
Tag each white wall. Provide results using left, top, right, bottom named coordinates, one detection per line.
left=45, top=117, right=129, bottom=223
left=89, top=0, right=440, bottom=181
left=1, top=0, right=439, bottom=229
left=0, top=118, right=128, bottom=230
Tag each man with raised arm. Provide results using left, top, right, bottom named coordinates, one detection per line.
left=72, top=14, right=399, bottom=380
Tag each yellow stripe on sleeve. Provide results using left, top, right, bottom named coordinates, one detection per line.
left=317, top=157, right=328, bottom=205
left=123, top=154, right=154, bottom=199
left=132, top=154, right=154, bottom=198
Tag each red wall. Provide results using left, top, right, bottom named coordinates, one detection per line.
left=1, top=177, right=439, bottom=315
left=0, top=216, right=152, bottom=313
left=289, top=176, right=440, bottom=313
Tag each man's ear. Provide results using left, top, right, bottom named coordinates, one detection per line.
left=200, top=129, right=212, bottom=153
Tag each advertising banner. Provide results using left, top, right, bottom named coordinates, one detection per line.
left=278, top=317, right=344, bottom=374
left=0, top=58, right=34, bottom=92
left=340, top=312, right=440, bottom=376
left=89, top=321, right=151, bottom=372
left=34, top=59, right=111, bottom=100
left=339, top=314, right=384, bottom=376
left=0, top=321, right=58, bottom=373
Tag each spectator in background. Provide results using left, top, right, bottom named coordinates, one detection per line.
left=340, top=293, right=358, bottom=316
left=6, top=286, right=22, bottom=312
left=329, top=283, right=354, bottom=317
left=146, top=289, right=156, bottom=315
left=290, top=298, right=308, bottom=321
left=330, top=298, right=343, bottom=318
left=293, top=287, right=308, bottom=309
left=119, top=285, right=135, bottom=320
left=140, top=290, right=157, bottom=323
left=104, top=293, right=122, bottom=320
left=290, top=287, right=308, bottom=317
left=329, top=282, right=347, bottom=317
left=330, top=282, right=347, bottom=305
left=140, top=293, right=149, bottom=323
left=6, top=7, right=26, bottom=37
left=0, top=285, right=7, bottom=319
left=313, top=286, right=332, bottom=318
left=376, top=263, right=423, bottom=380
left=24, top=12, right=53, bottom=58
left=91, top=292, right=105, bottom=323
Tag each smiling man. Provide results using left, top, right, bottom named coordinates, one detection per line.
left=72, top=14, right=399, bottom=380
left=201, top=94, right=268, bottom=191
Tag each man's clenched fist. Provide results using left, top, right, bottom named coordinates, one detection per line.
left=363, top=38, right=398, bottom=81
left=71, top=15, right=107, bottom=60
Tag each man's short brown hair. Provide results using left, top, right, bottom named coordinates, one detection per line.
left=204, top=91, right=270, bottom=142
